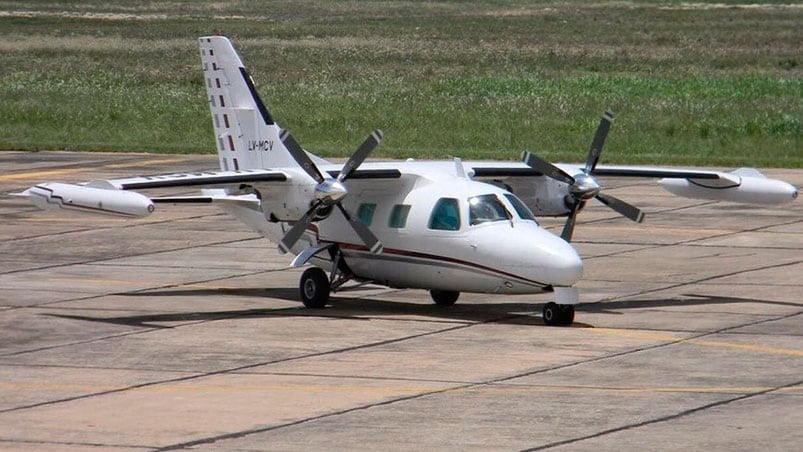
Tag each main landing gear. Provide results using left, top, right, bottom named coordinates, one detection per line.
left=300, top=267, right=330, bottom=308
left=298, top=246, right=353, bottom=309
left=542, top=302, right=574, bottom=326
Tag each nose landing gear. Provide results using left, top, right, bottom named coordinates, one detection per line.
left=429, top=290, right=460, bottom=306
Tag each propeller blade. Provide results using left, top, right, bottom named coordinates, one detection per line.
left=595, top=192, right=645, bottom=223
left=278, top=203, right=320, bottom=254
left=560, top=203, right=581, bottom=242
left=521, top=151, right=575, bottom=185
left=336, top=204, right=383, bottom=254
left=584, top=110, right=614, bottom=174
left=337, top=129, right=384, bottom=183
left=279, top=129, right=325, bottom=183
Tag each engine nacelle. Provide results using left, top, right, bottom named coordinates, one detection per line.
left=659, top=168, right=798, bottom=205
left=257, top=168, right=317, bottom=222
left=500, top=175, right=574, bottom=217
left=17, top=182, right=155, bottom=217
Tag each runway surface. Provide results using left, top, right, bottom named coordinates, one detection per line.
left=0, top=151, right=801, bottom=451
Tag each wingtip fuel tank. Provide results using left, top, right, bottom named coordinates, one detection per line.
left=659, top=169, right=798, bottom=205
left=14, top=182, right=155, bottom=217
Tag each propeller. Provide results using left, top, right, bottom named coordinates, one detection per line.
left=522, top=110, right=644, bottom=242
left=278, top=129, right=384, bottom=255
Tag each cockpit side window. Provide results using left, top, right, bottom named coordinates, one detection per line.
left=468, top=194, right=510, bottom=225
left=389, top=204, right=411, bottom=228
left=429, top=198, right=461, bottom=231
left=504, top=194, right=537, bottom=223
left=357, top=203, right=377, bottom=226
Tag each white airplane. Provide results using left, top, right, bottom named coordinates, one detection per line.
left=13, top=36, right=798, bottom=326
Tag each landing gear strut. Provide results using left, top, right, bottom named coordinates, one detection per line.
left=542, top=302, right=575, bottom=326
left=297, top=245, right=353, bottom=309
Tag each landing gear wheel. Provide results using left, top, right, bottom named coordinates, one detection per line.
left=430, top=290, right=460, bottom=306
left=543, top=302, right=559, bottom=326
left=300, top=267, right=330, bottom=308
left=558, top=304, right=575, bottom=326
left=543, top=302, right=574, bottom=326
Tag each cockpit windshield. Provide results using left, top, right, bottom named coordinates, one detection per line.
left=504, top=194, right=537, bottom=223
left=468, top=194, right=510, bottom=225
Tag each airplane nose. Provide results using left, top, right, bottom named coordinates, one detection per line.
left=542, top=237, right=583, bottom=286
left=481, top=223, right=584, bottom=288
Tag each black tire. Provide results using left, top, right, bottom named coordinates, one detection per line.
left=300, top=267, right=330, bottom=308
left=558, top=304, right=575, bottom=326
left=543, top=302, right=575, bottom=326
left=430, top=290, right=459, bottom=306
left=543, top=302, right=560, bottom=326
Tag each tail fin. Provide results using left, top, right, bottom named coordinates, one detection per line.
left=198, top=36, right=297, bottom=170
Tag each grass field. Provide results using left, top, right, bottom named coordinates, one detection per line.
left=0, top=1, right=800, bottom=167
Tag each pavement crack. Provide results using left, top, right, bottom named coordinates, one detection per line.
left=154, top=304, right=802, bottom=449
left=519, top=378, right=803, bottom=451
left=0, top=313, right=496, bottom=415
left=581, top=258, right=803, bottom=307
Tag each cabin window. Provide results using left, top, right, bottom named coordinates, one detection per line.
left=429, top=198, right=461, bottom=231
left=504, top=194, right=537, bottom=223
left=389, top=204, right=411, bottom=228
left=357, top=203, right=377, bottom=226
left=468, top=194, right=510, bottom=225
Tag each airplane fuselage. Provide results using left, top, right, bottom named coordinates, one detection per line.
left=230, top=161, right=584, bottom=295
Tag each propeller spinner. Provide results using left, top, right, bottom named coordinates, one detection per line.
left=278, top=129, right=385, bottom=255
left=522, top=110, right=644, bottom=242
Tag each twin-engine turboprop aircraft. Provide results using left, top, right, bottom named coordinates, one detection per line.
left=13, top=36, right=798, bottom=326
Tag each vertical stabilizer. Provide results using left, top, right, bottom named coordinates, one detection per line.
left=199, top=36, right=297, bottom=170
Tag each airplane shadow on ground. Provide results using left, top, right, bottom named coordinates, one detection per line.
left=45, top=287, right=798, bottom=330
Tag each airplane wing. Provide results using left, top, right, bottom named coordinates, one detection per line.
left=105, top=168, right=289, bottom=190
left=12, top=168, right=292, bottom=218
left=105, top=167, right=400, bottom=190
left=12, top=164, right=405, bottom=218
left=592, top=165, right=732, bottom=183
left=471, top=161, right=730, bottom=182
left=469, top=161, right=797, bottom=210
